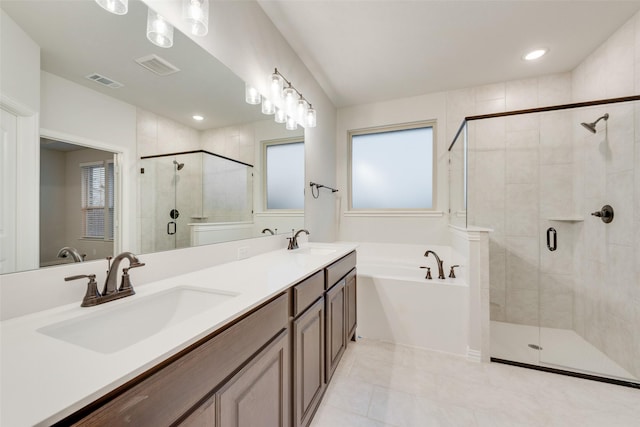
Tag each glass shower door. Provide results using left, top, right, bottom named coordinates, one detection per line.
left=537, top=103, right=639, bottom=384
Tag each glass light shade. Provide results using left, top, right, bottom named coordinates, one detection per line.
left=270, top=73, right=284, bottom=102
left=146, top=9, right=174, bottom=48
left=296, top=98, right=308, bottom=123
left=282, top=86, right=297, bottom=116
left=261, top=98, right=275, bottom=115
left=286, top=115, right=298, bottom=131
left=306, top=107, right=317, bottom=128
left=274, top=107, right=287, bottom=124
left=95, top=0, right=128, bottom=15
left=245, top=84, right=261, bottom=105
left=182, top=0, right=209, bottom=36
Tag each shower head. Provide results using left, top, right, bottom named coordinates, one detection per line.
left=173, top=160, right=185, bottom=170
left=580, top=113, right=609, bottom=134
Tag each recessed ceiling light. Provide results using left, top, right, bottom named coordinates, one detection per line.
left=523, top=49, right=548, bottom=61
left=192, top=115, right=204, bottom=121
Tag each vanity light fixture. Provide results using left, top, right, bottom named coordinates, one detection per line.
left=146, top=9, right=174, bottom=48
left=262, top=68, right=317, bottom=128
left=192, top=115, right=204, bottom=121
left=182, top=0, right=209, bottom=36
left=523, top=48, right=548, bottom=61
left=245, top=84, right=261, bottom=105
left=95, top=0, right=128, bottom=15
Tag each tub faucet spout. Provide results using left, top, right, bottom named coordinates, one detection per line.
left=424, top=250, right=445, bottom=279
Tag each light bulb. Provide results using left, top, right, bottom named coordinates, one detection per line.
left=270, top=72, right=284, bottom=102
left=274, top=107, right=287, bottom=124
left=182, top=0, right=209, bottom=36
left=262, top=98, right=275, bottom=115
left=95, top=0, right=128, bottom=15
left=306, top=107, right=317, bottom=128
left=146, top=9, right=174, bottom=48
left=286, top=115, right=298, bottom=131
left=245, top=84, right=261, bottom=105
left=282, top=86, right=297, bottom=116
left=296, top=98, right=308, bottom=123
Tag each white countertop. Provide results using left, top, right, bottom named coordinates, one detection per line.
left=0, top=243, right=357, bottom=426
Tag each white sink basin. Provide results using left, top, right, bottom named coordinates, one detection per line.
left=293, top=246, right=337, bottom=256
left=38, top=287, right=239, bottom=354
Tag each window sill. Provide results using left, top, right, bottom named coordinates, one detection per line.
left=344, top=210, right=444, bottom=218
left=255, top=211, right=304, bottom=217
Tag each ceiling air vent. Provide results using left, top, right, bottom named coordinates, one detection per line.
left=135, top=54, right=180, bottom=76
left=85, top=73, right=124, bottom=89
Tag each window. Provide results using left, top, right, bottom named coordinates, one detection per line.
left=264, top=140, right=304, bottom=210
left=349, top=122, right=435, bottom=210
left=80, top=160, right=114, bottom=239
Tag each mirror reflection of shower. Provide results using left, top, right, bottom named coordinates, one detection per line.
left=580, top=113, right=609, bottom=133
left=173, top=160, right=185, bottom=170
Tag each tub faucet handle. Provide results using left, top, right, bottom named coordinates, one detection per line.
left=449, top=265, right=460, bottom=278
left=420, top=266, right=432, bottom=280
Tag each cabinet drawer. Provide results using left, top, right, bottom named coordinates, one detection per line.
left=325, top=251, right=356, bottom=289
left=72, top=293, right=288, bottom=426
left=293, top=270, right=324, bottom=317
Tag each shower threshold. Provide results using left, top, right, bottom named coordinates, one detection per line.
left=490, top=321, right=638, bottom=387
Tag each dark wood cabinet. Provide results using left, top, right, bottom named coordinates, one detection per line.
left=178, top=396, right=216, bottom=427
left=292, top=297, right=325, bottom=427
left=345, top=268, right=357, bottom=343
left=216, top=330, right=290, bottom=427
left=325, top=279, right=346, bottom=382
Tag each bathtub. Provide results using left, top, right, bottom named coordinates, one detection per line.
left=356, top=244, right=469, bottom=355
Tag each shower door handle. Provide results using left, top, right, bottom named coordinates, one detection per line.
left=167, top=221, right=176, bottom=235
left=546, top=227, right=557, bottom=251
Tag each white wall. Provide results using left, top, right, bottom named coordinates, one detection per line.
left=0, top=10, right=40, bottom=272
left=0, top=10, right=39, bottom=112
left=41, top=71, right=138, bottom=254
left=39, top=148, right=67, bottom=264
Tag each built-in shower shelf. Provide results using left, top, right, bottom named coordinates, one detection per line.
left=190, top=216, right=209, bottom=220
left=548, top=217, right=584, bottom=222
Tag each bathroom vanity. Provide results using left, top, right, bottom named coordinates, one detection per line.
left=0, top=244, right=357, bottom=426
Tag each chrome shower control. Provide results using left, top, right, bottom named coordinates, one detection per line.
left=591, top=205, right=614, bottom=223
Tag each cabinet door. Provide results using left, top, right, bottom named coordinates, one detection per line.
left=293, top=298, right=325, bottom=427
left=179, top=395, right=216, bottom=427
left=325, top=280, right=346, bottom=382
left=217, top=330, right=290, bottom=427
left=345, top=269, right=357, bottom=343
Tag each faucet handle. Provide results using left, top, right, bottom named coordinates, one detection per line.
left=65, top=274, right=101, bottom=307
left=286, top=237, right=295, bottom=250
left=420, top=266, right=432, bottom=280
left=449, top=265, right=460, bottom=278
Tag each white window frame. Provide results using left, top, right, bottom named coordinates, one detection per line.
left=80, top=159, right=114, bottom=241
left=347, top=120, right=439, bottom=216
left=262, top=138, right=305, bottom=212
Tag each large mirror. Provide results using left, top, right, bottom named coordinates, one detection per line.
left=1, top=0, right=304, bottom=274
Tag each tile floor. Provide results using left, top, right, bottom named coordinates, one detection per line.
left=310, top=339, right=640, bottom=427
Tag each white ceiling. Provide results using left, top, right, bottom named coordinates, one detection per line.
left=258, top=0, right=640, bottom=107
left=1, top=0, right=265, bottom=130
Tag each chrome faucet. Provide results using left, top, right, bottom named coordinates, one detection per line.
left=424, top=250, right=445, bottom=279
left=57, top=246, right=85, bottom=262
left=65, top=251, right=145, bottom=307
left=288, top=229, right=310, bottom=250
